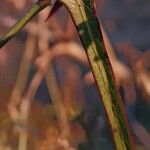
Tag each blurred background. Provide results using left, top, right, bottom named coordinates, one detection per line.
left=0, top=0, right=150, bottom=149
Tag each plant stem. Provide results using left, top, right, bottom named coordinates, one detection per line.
left=61, top=0, right=134, bottom=149
left=38, top=10, right=70, bottom=141
left=0, top=1, right=50, bottom=48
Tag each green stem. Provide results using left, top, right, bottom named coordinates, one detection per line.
left=0, top=1, right=49, bottom=48
left=61, top=0, right=134, bottom=149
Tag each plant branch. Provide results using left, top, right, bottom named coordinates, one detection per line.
left=61, top=0, right=134, bottom=149
left=38, top=10, right=71, bottom=146
left=0, top=0, right=56, bottom=48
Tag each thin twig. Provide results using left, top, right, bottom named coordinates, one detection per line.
left=0, top=15, right=52, bottom=38
left=18, top=71, right=43, bottom=150
left=7, top=33, right=36, bottom=150
left=38, top=9, right=71, bottom=149
left=0, top=0, right=56, bottom=48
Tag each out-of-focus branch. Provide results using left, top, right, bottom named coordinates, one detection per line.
left=18, top=71, right=43, bottom=150
left=50, top=42, right=88, bottom=64
left=117, top=43, right=150, bottom=100
left=8, top=33, right=36, bottom=150
left=8, top=33, right=36, bottom=123
left=135, top=49, right=150, bottom=99
left=133, top=121, right=150, bottom=150
left=38, top=9, right=72, bottom=149
left=9, top=34, right=36, bottom=106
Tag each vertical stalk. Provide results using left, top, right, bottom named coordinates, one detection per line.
left=38, top=10, right=70, bottom=141
left=61, top=0, right=134, bottom=149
